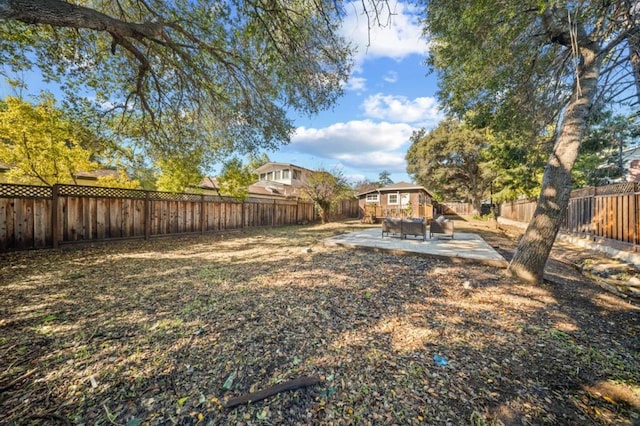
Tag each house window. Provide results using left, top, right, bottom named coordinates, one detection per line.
left=388, top=193, right=399, bottom=205
left=293, top=169, right=300, bottom=180
left=266, top=172, right=273, bottom=181
left=365, top=193, right=379, bottom=203
left=275, top=170, right=281, bottom=180
left=282, top=169, right=290, bottom=179
left=260, top=173, right=266, bottom=180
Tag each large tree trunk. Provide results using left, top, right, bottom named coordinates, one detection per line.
left=507, top=43, right=602, bottom=283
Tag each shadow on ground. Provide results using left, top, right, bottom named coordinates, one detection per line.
left=0, top=221, right=638, bottom=425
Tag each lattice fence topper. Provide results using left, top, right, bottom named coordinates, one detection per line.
left=148, top=191, right=205, bottom=201
left=594, top=182, right=637, bottom=196
left=0, top=183, right=52, bottom=198
left=570, top=186, right=596, bottom=199
left=56, top=184, right=147, bottom=199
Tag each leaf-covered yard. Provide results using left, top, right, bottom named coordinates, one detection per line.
left=1, top=221, right=638, bottom=425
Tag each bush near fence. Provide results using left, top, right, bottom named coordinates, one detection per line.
left=0, top=183, right=345, bottom=251
left=499, top=182, right=640, bottom=251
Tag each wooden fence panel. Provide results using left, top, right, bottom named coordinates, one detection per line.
left=437, top=202, right=473, bottom=216
left=0, top=185, right=53, bottom=249
left=0, top=183, right=350, bottom=251
left=499, top=183, right=640, bottom=250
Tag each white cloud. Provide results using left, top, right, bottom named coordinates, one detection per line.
left=288, top=120, right=416, bottom=174
left=334, top=151, right=409, bottom=173
left=345, top=76, right=367, bottom=91
left=383, top=71, right=398, bottom=83
left=292, top=120, right=414, bottom=154
left=362, top=93, right=442, bottom=124
left=341, top=1, right=429, bottom=68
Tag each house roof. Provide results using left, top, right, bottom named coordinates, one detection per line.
left=357, top=181, right=433, bottom=197
left=0, top=162, right=9, bottom=171
left=247, top=183, right=289, bottom=198
left=253, top=162, right=315, bottom=174
left=74, top=169, right=121, bottom=180
left=198, top=176, right=219, bottom=190
left=250, top=180, right=301, bottom=197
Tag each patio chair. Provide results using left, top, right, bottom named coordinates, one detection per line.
left=381, top=217, right=403, bottom=238
left=430, top=217, right=454, bottom=239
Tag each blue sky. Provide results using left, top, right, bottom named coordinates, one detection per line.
left=280, top=2, right=442, bottom=184
left=0, top=1, right=442, bottom=185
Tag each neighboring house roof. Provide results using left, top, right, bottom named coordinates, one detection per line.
left=253, top=162, right=315, bottom=175
left=74, top=169, right=121, bottom=180
left=198, top=176, right=219, bottom=190
left=357, top=182, right=433, bottom=197
left=247, top=184, right=288, bottom=199
left=250, top=180, right=300, bottom=198
left=0, top=162, right=9, bottom=172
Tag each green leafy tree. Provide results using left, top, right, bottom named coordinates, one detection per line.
left=484, top=130, right=548, bottom=203
left=96, top=170, right=142, bottom=189
left=0, top=96, right=97, bottom=185
left=353, top=179, right=378, bottom=194
left=406, top=119, right=495, bottom=213
left=302, top=168, right=353, bottom=224
left=377, top=170, right=393, bottom=187
left=573, top=111, right=640, bottom=186
left=423, top=0, right=640, bottom=283
left=0, top=0, right=356, bottom=168
left=217, top=152, right=270, bottom=199
left=155, top=154, right=203, bottom=193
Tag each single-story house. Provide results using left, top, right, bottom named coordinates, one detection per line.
left=357, top=182, right=434, bottom=222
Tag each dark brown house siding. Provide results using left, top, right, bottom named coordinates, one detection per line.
left=357, top=183, right=434, bottom=222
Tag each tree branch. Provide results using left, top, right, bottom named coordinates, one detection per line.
left=1, top=0, right=163, bottom=40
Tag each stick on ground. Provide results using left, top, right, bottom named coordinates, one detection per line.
left=223, top=376, right=322, bottom=409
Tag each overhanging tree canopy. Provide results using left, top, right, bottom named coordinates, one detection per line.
left=0, top=0, right=359, bottom=163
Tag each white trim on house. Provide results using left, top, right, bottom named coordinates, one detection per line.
left=365, top=193, right=379, bottom=203
left=254, top=162, right=313, bottom=187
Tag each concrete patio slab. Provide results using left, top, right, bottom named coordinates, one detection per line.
left=324, top=227, right=508, bottom=267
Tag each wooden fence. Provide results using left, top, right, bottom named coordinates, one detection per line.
left=332, top=198, right=361, bottom=220
left=0, top=183, right=320, bottom=251
left=499, top=182, right=640, bottom=250
left=436, top=202, right=474, bottom=216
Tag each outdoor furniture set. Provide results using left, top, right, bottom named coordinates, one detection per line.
left=381, top=216, right=453, bottom=240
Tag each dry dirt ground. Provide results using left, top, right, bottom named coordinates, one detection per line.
left=0, top=218, right=638, bottom=425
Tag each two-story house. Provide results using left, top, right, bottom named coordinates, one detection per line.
left=252, top=162, right=316, bottom=198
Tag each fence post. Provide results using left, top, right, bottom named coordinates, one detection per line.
left=241, top=199, right=245, bottom=228
left=200, top=194, right=205, bottom=234
left=51, top=184, right=59, bottom=248
left=272, top=199, right=276, bottom=227
left=144, top=191, right=151, bottom=240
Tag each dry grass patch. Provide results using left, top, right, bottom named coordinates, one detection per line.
left=0, top=222, right=638, bottom=425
